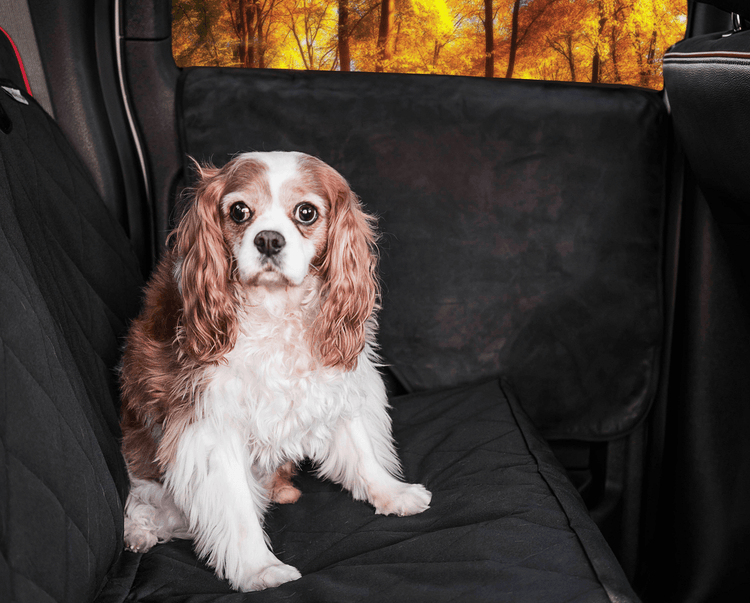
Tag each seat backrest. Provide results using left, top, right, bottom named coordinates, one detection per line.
left=0, top=30, right=143, bottom=603
left=179, top=68, right=671, bottom=441
left=652, top=10, right=750, bottom=601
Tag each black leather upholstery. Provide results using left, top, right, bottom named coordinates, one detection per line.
left=654, top=22, right=750, bottom=603
left=664, top=30, right=750, bottom=225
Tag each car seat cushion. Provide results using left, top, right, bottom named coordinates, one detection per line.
left=104, top=379, right=638, bottom=603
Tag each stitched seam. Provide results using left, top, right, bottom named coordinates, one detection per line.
left=1, top=311, right=121, bottom=535
left=2, top=96, right=141, bottom=281
left=1, top=201, right=120, bottom=396
left=500, top=380, right=627, bottom=603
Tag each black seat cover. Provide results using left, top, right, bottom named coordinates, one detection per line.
left=178, top=68, right=670, bottom=442
left=1, top=29, right=144, bottom=602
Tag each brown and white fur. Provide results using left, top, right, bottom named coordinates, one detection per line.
left=119, top=151, right=431, bottom=592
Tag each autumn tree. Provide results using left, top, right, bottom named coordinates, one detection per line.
left=283, top=0, right=339, bottom=70
left=428, top=0, right=474, bottom=72
left=227, top=0, right=280, bottom=68
left=173, top=0, right=227, bottom=66
left=631, top=0, right=676, bottom=88
left=544, top=0, right=589, bottom=82
left=385, top=0, right=457, bottom=74
left=502, top=0, right=562, bottom=79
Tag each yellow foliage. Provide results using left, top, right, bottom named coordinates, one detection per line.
left=172, top=0, right=687, bottom=89
left=410, top=0, right=454, bottom=38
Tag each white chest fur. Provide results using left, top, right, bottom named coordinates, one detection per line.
left=196, top=291, right=380, bottom=474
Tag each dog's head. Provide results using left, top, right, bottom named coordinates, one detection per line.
left=172, top=151, right=378, bottom=370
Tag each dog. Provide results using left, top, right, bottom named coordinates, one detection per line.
left=119, top=151, right=431, bottom=591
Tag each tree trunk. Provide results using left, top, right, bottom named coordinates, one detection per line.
left=257, top=23, right=266, bottom=70
left=505, top=0, right=520, bottom=79
left=338, top=0, right=351, bottom=71
left=238, top=0, right=252, bottom=68
left=591, top=49, right=600, bottom=83
left=548, top=31, right=576, bottom=82
left=376, top=0, right=396, bottom=73
left=634, top=29, right=657, bottom=87
left=566, top=35, right=575, bottom=81
left=591, top=3, right=607, bottom=84
left=484, top=0, right=494, bottom=78
left=610, top=26, right=620, bottom=82
left=252, top=0, right=265, bottom=68
left=237, top=0, right=263, bottom=68
left=644, top=29, right=658, bottom=85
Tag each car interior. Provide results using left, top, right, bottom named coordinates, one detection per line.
left=1, top=0, right=749, bottom=601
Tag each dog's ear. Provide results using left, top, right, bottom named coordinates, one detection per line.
left=172, top=161, right=238, bottom=364
left=312, top=168, right=379, bottom=371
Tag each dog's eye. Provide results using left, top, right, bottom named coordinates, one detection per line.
left=294, top=203, right=318, bottom=225
left=230, top=202, right=252, bottom=224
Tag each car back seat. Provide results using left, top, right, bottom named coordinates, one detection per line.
left=0, top=26, right=640, bottom=603
left=176, top=64, right=680, bottom=580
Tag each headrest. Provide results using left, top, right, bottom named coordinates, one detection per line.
left=664, top=29, right=750, bottom=224
left=0, top=26, right=33, bottom=95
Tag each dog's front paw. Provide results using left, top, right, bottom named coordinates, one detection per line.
left=373, top=482, right=431, bottom=517
left=256, top=562, right=302, bottom=589
left=234, top=559, right=302, bottom=592
left=124, top=518, right=158, bottom=553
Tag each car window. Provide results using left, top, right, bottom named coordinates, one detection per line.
left=172, top=0, right=686, bottom=90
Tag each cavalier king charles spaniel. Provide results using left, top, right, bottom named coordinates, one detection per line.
left=119, top=151, right=431, bottom=591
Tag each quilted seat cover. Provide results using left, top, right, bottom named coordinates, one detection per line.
left=102, top=380, right=639, bottom=603
left=0, top=63, right=144, bottom=601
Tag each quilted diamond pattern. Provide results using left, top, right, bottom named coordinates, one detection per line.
left=1, top=87, right=143, bottom=603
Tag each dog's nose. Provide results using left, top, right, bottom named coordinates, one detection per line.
left=254, top=230, right=286, bottom=256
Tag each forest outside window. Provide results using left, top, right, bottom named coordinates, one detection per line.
left=172, top=1, right=687, bottom=90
